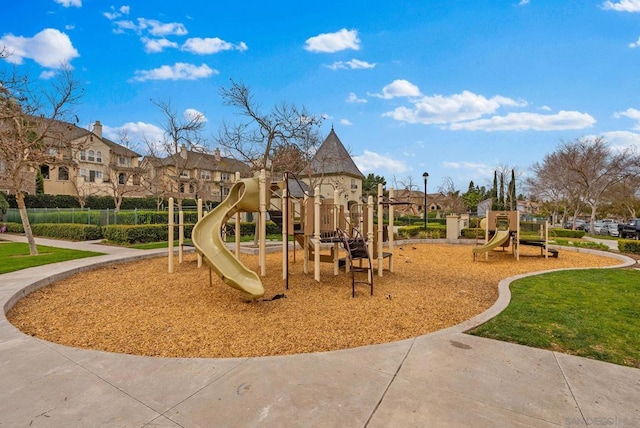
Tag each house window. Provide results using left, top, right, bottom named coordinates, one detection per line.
left=88, top=150, right=95, bottom=162
left=222, top=186, right=230, bottom=196
left=88, top=170, right=102, bottom=182
left=180, top=170, right=190, bottom=178
left=179, top=183, right=185, bottom=193
left=48, top=147, right=58, bottom=156
left=200, top=170, right=211, bottom=180
left=40, top=165, right=50, bottom=179
left=118, top=173, right=127, bottom=185
left=221, top=172, right=229, bottom=181
left=96, top=151, right=102, bottom=163
left=351, top=179, right=357, bottom=190
left=80, top=168, right=87, bottom=178
left=0, top=160, right=5, bottom=172
left=132, top=175, right=141, bottom=185
left=80, top=150, right=86, bottom=160
left=57, top=166, right=69, bottom=181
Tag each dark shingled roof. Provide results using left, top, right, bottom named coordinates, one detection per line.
left=308, top=128, right=364, bottom=178
left=159, top=150, right=251, bottom=175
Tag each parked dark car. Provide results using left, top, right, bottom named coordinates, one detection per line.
left=618, top=219, right=640, bottom=239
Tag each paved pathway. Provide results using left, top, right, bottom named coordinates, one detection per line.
left=1, top=234, right=639, bottom=427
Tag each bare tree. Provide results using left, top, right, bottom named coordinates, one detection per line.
left=0, top=63, right=83, bottom=255
left=527, top=137, right=640, bottom=231
left=607, top=175, right=640, bottom=219
left=104, top=129, right=144, bottom=211
left=437, top=177, right=465, bottom=214
left=150, top=100, right=208, bottom=209
left=215, top=79, right=323, bottom=177
left=399, top=175, right=418, bottom=192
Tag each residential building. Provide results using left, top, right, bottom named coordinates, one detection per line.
left=40, top=121, right=145, bottom=205
left=142, top=145, right=252, bottom=204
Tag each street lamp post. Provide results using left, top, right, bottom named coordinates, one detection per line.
left=422, top=172, right=429, bottom=230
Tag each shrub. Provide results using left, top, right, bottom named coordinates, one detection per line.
left=461, top=228, right=485, bottom=239
left=26, top=223, right=103, bottom=240
left=103, top=224, right=195, bottom=244
left=553, top=238, right=608, bottom=251
left=618, top=239, right=640, bottom=255
left=550, top=228, right=585, bottom=238
left=4, top=222, right=24, bottom=233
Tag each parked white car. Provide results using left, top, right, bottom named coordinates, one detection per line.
left=598, top=223, right=619, bottom=237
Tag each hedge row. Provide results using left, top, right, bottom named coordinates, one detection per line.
left=549, top=228, right=586, bottom=238
left=2, top=220, right=281, bottom=244
left=618, top=239, right=640, bottom=255
left=397, top=224, right=446, bottom=239
left=103, top=224, right=195, bottom=244
left=1, top=193, right=212, bottom=210
left=2, top=222, right=102, bottom=240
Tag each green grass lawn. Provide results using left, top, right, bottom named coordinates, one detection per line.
left=0, top=242, right=105, bottom=274
left=469, top=268, right=640, bottom=368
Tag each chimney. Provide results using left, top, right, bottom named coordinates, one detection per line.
left=93, top=120, right=102, bottom=138
left=214, top=148, right=221, bottom=161
left=180, top=144, right=188, bottom=159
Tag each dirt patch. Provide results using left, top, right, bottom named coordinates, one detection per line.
left=7, top=244, right=620, bottom=358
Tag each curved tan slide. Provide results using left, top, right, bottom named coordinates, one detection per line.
left=472, top=230, right=511, bottom=255
left=191, top=177, right=264, bottom=298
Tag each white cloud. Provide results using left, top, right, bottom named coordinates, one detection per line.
left=519, top=0, right=530, bottom=5
left=131, top=63, right=217, bottom=82
left=382, top=90, right=525, bottom=124
left=39, top=70, right=57, bottom=79
left=339, top=119, right=352, bottom=126
left=346, top=92, right=367, bottom=103
left=142, top=37, right=178, bottom=53
left=448, top=110, right=596, bottom=131
left=304, top=28, right=360, bottom=53
left=104, top=5, right=130, bottom=20
left=602, top=0, right=640, bottom=12
left=596, top=131, right=640, bottom=152
left=184, top=108, right=207, bottom=122
left=370, top=79, right=422, bottom=99
left=539, top=105, right=552, bottom=111
left=140, top=18, right=187, bottom=37
left=326, top=59, right=376, bottom=70
left=55, top=0, right=81, bottom=7
left=181, top=37, right=248, bottom=54
left=104, top=122, right=165, bottom=153
left=613, top=107, right=640, bottom=129
left=112, top=18, right=187, bottom=36
left=443, top=161, right=494, bottom=178
left=353, top=150, right=408, bottom=174
left=0, top=28, right=79, bottom=68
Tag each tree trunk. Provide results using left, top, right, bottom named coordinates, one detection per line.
left=16, top=192, right=38, bottom=255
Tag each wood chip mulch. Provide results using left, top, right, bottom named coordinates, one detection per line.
left=6, top=244, right=620, bottom=358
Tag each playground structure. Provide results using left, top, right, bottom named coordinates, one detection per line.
left=473, top=211, right=520, bottom=261
left=185, top=170, right=398, bottom=299
left=473, top=210, right=558, bottom=261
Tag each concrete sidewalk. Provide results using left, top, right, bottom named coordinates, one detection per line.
left=1, top=235, right=639, bottom=427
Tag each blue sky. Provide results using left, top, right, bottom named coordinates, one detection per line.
left=3, top=0, right=640, bottom=192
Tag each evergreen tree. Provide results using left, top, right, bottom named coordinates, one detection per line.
left=508, top=169, right=516, bottom=210
left=491, top=171, right=499, bottom=210
left=36, top=171, right=45, bottom=195
left=498, top=172, right=505, bottom=210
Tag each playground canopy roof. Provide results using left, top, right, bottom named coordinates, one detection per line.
left=307, top=127, right=364, bottom=179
